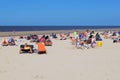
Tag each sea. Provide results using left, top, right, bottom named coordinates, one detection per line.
left=0, top=26, right=120, bottom=32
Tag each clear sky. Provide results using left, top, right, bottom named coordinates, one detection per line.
left=0, top=0, right=120, bottom=26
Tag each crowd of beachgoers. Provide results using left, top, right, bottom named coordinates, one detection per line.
left=1, top=29, right=120, bottom=54
left=1, top=29, right=120, bottom=80
left=69, top=30, right=120, bottom=49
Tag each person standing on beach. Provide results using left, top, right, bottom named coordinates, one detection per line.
left=74, top=31, right=79, bottom=48
left=91, top=35, right=96, bottom=48
left=84, top=29, right=90, bottom=40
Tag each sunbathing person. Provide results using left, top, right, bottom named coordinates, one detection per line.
left=19, top=43, right=33, bottom=54
left=59, top=33, right=67, bottom=40
left=45, top=38, right=53, bottom=46
left=39, top=35, right=46, bottom=43
left=91, top=36, right=96, bottom=48
left=111, top=32, right=118, bottom=39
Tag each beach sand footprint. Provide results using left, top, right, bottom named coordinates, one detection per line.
left=33, top=75, right=47, bottom=80
left=0, top=70, right=7, bottom=74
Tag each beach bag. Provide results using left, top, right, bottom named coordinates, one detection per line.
left=97, top=41, right=102, bottom=47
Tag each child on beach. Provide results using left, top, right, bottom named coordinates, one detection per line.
left=91, top=36, right=96, bottom=48
left=76, top=39, right=84, bottom=49
left=83, top=40, right=89, bottom=49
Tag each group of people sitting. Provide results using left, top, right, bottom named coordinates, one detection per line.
left=102, top=30, right=120, bottom=43
left=59, top=32, right=70, bottom=40
left=25, top=34, right=53, bottom=46
left=70, top=30, right=102, bottom=49
left=19, top=42, right=46, bottom=54
left=19, top=34, right=53, bottom=54
left=37, top=35, right=53, bottom=46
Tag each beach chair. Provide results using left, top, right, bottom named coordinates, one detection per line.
left=20, top=45, right=34, bottom=53
left=37, top=42, right=46, bottom=54
left=2, top=40, right=8, bottom=46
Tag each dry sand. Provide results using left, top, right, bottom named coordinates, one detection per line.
left=0, top=33, right=120, bottom=80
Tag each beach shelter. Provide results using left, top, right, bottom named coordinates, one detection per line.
left=2, top=39, right=8, bottom=46
left=37, top=42, right=46, bottom=54
left=95, top=33, right=102, bottom=41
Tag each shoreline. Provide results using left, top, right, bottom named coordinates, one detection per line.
left=0, top=28, right=120, bottom=37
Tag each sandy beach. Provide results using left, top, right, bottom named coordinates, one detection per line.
left=0, top=30, right=120, bottom=80
left=1, top=0, right=120, bottom=79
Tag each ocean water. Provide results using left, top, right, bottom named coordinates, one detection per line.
left=0, top=26, right=120, bottom=32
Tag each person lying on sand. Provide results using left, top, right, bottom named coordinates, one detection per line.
left=19, top=43, right=33, bottom=54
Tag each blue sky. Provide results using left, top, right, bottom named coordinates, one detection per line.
left=0, top=0, right=120, bottom=26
